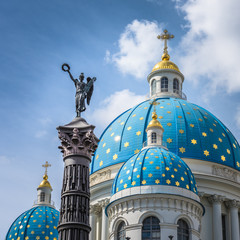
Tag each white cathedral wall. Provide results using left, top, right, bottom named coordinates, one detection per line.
left=90, top=159, right=240, bottom=240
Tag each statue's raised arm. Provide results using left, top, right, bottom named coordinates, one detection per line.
left=62, top=63, right=97, bottom=117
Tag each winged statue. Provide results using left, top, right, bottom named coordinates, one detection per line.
left=62, top=63, right=96, bottom=117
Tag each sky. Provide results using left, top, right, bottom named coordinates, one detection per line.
left=1, top=0, right=240, bottom=238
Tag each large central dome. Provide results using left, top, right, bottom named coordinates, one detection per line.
left=91, top=97, right=240, bottom=173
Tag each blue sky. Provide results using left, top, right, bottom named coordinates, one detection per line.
left=1, top=0, right=240, bottom=238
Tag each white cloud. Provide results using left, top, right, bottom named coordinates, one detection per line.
left=177, top=0, right=240, bottom=93
left=87, top=89, right=146, bottom=129
left=236, top=106, right=240, bottom=129
left=107, top=20, right=164, bottom=79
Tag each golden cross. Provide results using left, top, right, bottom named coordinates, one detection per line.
left=149, top=99, right=160, bottom=112
left=42, top=161, right=51, bottom=175
left=157, top=29, right=174, bottom=54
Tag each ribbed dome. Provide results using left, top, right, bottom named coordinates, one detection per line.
left=91, top=97, right=240, bottom=173
left=112, top=147, right=197, bottom=195
left=152, top=59, right=180, bottom=73
left=6, top=206, right=59, bottom=240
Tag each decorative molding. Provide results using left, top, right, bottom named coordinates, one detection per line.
left=58, top=127, right=98, bottom=159
left=212, top=166, right=237, bottom=182
left=90, top=169, right=111, bottom=186
left=99, top=198, right=110, bottom=208
left=90, top=204, right=102, bottom=215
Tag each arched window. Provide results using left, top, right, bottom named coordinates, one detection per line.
left=142, top=216, right=160, bottom=240
left=40, top=192, right=45, bottom=202
left=161, top=77, right=168, bottom=92
left=151, top=132, right=157, bottom=143
left=117, top=221, right=126, bottom=240
left=151, top=79, right=156, bottom=95
left=177, top=219, right=189, bottom=240
left=173, top=78, right=179, bottom=93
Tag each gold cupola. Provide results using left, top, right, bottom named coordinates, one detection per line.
left=38, top=161, right=52, bottom=190
left=146, top=111, right=164, bottom=131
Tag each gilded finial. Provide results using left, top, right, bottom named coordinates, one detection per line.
left=42, top=161, right=51, bottom=176
left=157, top=29, right=174, bottom=61
left=38, top=161, right=52, bottom=190
left=147, top=99, right=164, bottom=130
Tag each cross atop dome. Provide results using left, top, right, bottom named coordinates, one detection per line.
left=157, top=29, right=174, bottom=60
left=42, top=161, right=51, bottom=175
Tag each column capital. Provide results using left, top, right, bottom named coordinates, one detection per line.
left=90, top=204, right=102, bottom=215
left=225, top=199, right=240, bottom=209
left=208, top=194, right=224, bottom=204
left=99, top=198, right=110, bottom=208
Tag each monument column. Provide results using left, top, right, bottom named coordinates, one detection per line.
left=226, top=200, right=240, bottom=240
left=208, top=195, right=224, bottom=240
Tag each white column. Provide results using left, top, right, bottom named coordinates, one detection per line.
left=100, top=199, right=110, bottom=240
left=208, top=195, right=223, bottom=240
left=226, top=200, right=240, bottom=240
left=90, top=204, right=101, bottom=240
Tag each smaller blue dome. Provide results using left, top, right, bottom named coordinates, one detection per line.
left=112, top=147, right=197, bottom=195
left=6, top=206, right=59, bottom=240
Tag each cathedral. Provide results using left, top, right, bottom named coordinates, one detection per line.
left=6, top=30, right=240, bottom=240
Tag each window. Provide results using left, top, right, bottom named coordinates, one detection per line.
left=151, top=132, right=157, bottom=143
left=177, top=219, right=189, bottom=240
left=142, top=216, right=160, bottom=240
left=173, top=78, right=179, bottom=93
left=222, top=215, right=227, bottom=240
left=161, top=77, right=168, bottom=92
left=117, top=221, right=126, bottom=240
left=151, top=79, right=156, bottom=95
left=40, top=192, right=45, bottom=202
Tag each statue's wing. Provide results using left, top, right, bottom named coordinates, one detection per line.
left=86, top=77, right=94, bottom=105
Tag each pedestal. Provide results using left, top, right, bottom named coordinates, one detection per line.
left=57, top=117, right=99, bottom=240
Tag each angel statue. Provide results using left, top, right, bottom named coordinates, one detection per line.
left=62, top=63, right=96, bottom=117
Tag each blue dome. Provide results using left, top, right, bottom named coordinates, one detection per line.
left=112, top=147, right=197, bottom=195
left=6, top=206, right=59, bottom=240
left=91, top=97, right=240, bottom=173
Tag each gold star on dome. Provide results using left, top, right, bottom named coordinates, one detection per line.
left=25, top=237, right=29, bottom=240
left=145, top=156, right=149, bottom=159
left=204, top=150, right=209, bottom=156
left=137, top=175, right=140, bottom=178
left=175, top=181, right=180, bottom=186
left=150, top=161, right=154, bottom=164
left=227, top=149, right=231, bottom=154
left=176, top=106, right=180, bottom=108
left=179, top=129, right=184, bottom=134
left=237, top=162, right=240, bottom=167
left=162, top=173, right=165, bottom=177
left=132, top=114, right=136, bottom=117
left=106, top=148, right=110, bottom=154
left=127, top=126, right=132, bottom=130
left=124, top=184, right=127, bottom=188
left=142, top=180, right=146, bottom=184
left=99, top=161, right=103, bottom=166
left=155, top=179, right=160, bottom=184
left=111, top=132, right=114, bottom=137
left=222, top=133, right=226, bottom=137
left=134, top=149, right=140, bottom=154
left=179, top=147, right=185, bottom=153
left=128, top=176, right=131, bottom=180
left=191, top=139, right=197, bottom=144
left=139, top=117, right=144, bottom=120
left=233, top=143, right=236, bottom=148
left=159, top=116, right=163, bottom=119
left=102, top=143, right=106, bottom=147
left=144, top=107, right=148, bottom=109
left=174, top=168, right=178, bottom=172
left=155, top=156, right=159, bottom=158
left=171, top=175, right=175, bottom=178
left=31, top=231, right=35, bottom=234
left=132, top=181, right=136, bottom=186
left=202, top=132, right=207, bottom=137
left=96, top=155, right=99, bottom=160
left=148, top=173, right=153, bottom=178
left=167, top=138, right=173, bottom=143
left=186, top=184, right=189, bottom=189
left=187, top=112, right=191, bottom=115
left=120, top=122, right=124, bottom=125
left=143, top=167, right=147, bottom=170
left=124, top=142, right=129, bottom=147
left=166, top=179, right=171, bottom=184
left=219, top=138, right=223, bottom=142
left=213, top=123, right=216, bottom=127
left=199, top=118, right=203, bottom=122
left=181, top=177, right=184, bottom=181
left=190, top=124, right=194, bottom=128
left=136, top=131, right=141, bottom=136
left=204, top=116, right=207, bottom=119
left=36, top=237, right=40, bottom=240
left=113, top=154, right=118, bottom=160
left=166, top=167, right=170, bottom=171
left=167, top=111, right=171, bottom=114
left=213, top=144, right=218, bottom=149
left=167, top=123, right=172, bottom=126
left=221, top=155, right=226, bottom=161
left=156, top=166, right=160, bottom=170
left=210, top=128, right=214, bottom=132
left=178, top=116, right=182, bottom=118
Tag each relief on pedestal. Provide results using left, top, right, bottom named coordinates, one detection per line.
left=212, top=166, right=237, bottom=182
left=58, top=127, right=98, bottom=159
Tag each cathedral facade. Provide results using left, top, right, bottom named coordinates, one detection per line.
left=89, top=31, right=240, bottom=240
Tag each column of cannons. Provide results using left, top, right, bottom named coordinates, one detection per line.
left=57, top=119, right=99, bottom=240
